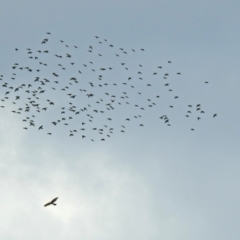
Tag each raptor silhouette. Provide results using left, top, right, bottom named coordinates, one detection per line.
left=44, top=197, right=58, bottom=207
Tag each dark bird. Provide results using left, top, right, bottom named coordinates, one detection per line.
left=44, top=197, right=58, bottom=207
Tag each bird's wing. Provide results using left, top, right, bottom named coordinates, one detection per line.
left=51, top=197, right=58, bottom=203
left=44, top=202, right=51, bottom=207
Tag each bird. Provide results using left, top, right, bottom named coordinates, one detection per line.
left=44, top=197, right=58, bottom=207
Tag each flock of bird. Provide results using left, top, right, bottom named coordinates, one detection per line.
left=0, top=32, right=218, bottom=141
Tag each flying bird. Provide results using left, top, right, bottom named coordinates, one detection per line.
left=44, top=197, right=58, bottom=207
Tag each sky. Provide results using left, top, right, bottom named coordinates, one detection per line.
left=0, top=0, right=240, bottom=239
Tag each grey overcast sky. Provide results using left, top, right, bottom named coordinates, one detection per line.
left=0, top=0, right=240, bottom=239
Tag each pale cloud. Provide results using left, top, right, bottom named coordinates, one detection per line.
left=0, top=129, right=163, bottom=240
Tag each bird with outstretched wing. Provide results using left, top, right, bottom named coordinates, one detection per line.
left=44, top=197, right=58, bottom=207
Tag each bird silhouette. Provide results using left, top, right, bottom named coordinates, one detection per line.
left=44, top=197, right=58, bottom=207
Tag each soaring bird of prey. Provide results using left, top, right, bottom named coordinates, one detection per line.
left=44, top=197, right=58, bottom=207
